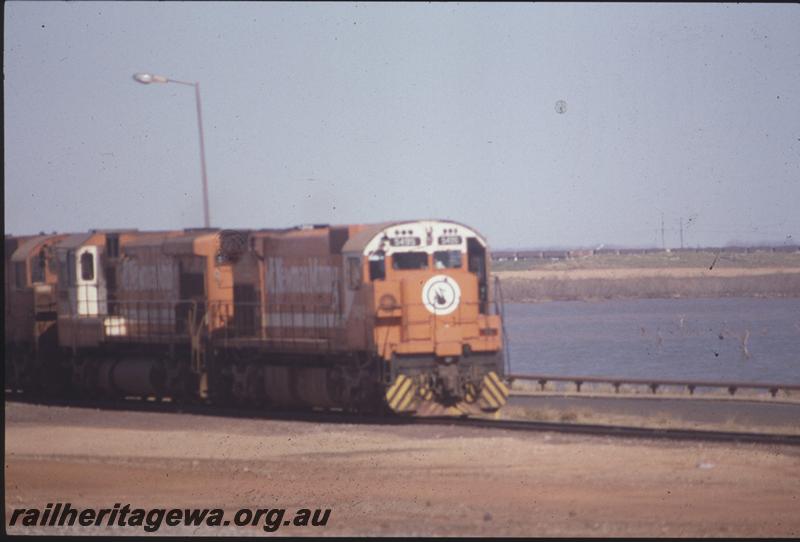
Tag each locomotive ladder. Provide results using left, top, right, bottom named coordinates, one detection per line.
left=187, top=302, right=209, bottom=398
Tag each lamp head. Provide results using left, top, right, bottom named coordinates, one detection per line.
left=133, top=73, right=168, bottom=84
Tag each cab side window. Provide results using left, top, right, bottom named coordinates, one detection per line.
left=66, top=251, right=76, bottom=284
left=14, top=262, right=26, bottom=289
left=347, top=257, right=362, bottom=290
left=106, top=234, right=120, bottom=258
left=30, top=251, right=46, bottom=283
left=369, top=252, right=386, bottom=281
left=80, top=251, right=95, bottom=281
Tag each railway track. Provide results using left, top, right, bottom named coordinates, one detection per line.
left=6, top=391, right=800, bottom=447
left=425, top=416, right=800, bottom=447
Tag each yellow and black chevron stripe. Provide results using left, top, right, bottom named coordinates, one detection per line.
left=385, top=374, right=418, bottom=413
left=417, top=384, right=434, bottom=402
left=464, top=382, right=478, bottom=404
left=415, top=399, right=476, bottom=417
left=478, top=371, right=509, bottom=411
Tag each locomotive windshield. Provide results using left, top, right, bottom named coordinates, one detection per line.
left=433, top=250, right=462, bottom=269
left=392, top=252, right=428, bottom=270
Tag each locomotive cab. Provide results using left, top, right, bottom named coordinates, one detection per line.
left=54, top=231, right=135, bottom=347
left=342, top=220, right=507, bottom=415
left=6, top=233, right=69, bottom=391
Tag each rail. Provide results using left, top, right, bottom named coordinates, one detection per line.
left=507, top=373, right=800, bottom=398
left=437, top=417, right=800, bottom=447
left=6, top=395, right=799, bottom=447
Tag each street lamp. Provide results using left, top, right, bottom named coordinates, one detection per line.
left=133, top=72, right=211, bottom=228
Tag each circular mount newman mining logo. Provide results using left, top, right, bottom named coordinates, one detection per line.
left=421, top=275, right=461, bottom=316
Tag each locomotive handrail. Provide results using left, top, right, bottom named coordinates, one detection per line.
left=507, top=373, right=800, bottom=397
left=207, top=299, right=341, bottom=352
left=493, top=275, right=511, bottom=375
left=59, top=294, right=506, bottom=358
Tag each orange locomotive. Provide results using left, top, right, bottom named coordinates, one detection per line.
left=5, top=220, right=509, bottom=415
left=5, top=232, right=69, bottom=391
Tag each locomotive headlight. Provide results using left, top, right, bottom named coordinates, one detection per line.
left=379, top=294, right=399, bottom=310
left=34, top=284, right=53, bottom=294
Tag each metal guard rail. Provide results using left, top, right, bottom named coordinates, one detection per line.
left=507, top=373, right=800, bottom=398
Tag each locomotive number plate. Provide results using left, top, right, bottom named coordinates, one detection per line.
left=437, top=235, right=462, bottom=245
left=390, top=236, right=421, bottom=247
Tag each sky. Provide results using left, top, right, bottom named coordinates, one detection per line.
left=4, top=2, right=800, bottom=249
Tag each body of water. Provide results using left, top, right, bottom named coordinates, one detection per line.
left=504, top=298, right=800, bottom=383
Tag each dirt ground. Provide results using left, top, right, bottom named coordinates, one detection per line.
left=504, top=393, right=800, bottom=435
left=5, top=401, right=800, bottom=537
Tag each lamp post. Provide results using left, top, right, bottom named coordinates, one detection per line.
left=133, top=72, right=211, bottom=228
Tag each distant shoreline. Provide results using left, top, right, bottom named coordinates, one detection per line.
left=493, top=268, right=800, bottom=303
left=491, top=250, right=800, bottom=302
